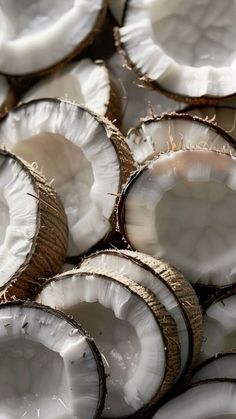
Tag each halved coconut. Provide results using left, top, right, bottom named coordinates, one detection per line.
left=0, top=99, right=135, bottom=257
left=81, top=249, right=202, bottom=377
left=117, top=0, right=236, bottom=103
left=118, top=149, right=236, bottom=288
left=191, top=353, right=236, bottom=384
left=108, top=54, right=183, bottom=134
left=0, top=75, right=15, bottom=114
left=152, top=380, right=236, bottom=418
left=0, top=149, right=68, bottom=301
left=184, top=106, right=236, bottom=142
left=0, top=0, right=107, bottom=77
left=126, top=113, right=236, bottom=164
left=22, top=59, right=121, bottom=123
left=200, top=292, right=236, bottom=362
left=35, top=269, right=181, bottom=418
left=0, top=301, right=105, bottom=418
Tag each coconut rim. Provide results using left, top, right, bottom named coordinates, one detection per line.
left=0, top=299, right=106, bottom=418
left=36, top=268, right=181, bottom=417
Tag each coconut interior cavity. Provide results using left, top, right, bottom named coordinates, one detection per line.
left=36, top=272, right=166, bottom=417
left=122, top=150, right=236, bottom=286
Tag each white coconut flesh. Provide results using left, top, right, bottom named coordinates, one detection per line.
left=0, top=100, right=121, bottom=256
left=126, top=115, right=235, bottom=164
left=0, top=0, right=104, bottom=76
left=23, top=59, right=110, bottom=116
left=107, top=53, right=183, bottom=134
left=81, top=250, right=190, bottom=375
left=108, top=0, right=126, bottom=25
left=200, top=294, right=236, bottom=361
left=191, top=354, right=236, bottom=384
left=120, top=0, right=236, bottom=99
left=0, top=302, right=104, bottom=419
left=185, top=106, right=236, bottom=142
left=0, top=152, right=38, bottom=290
left=36, top=271, right=174, bottom=418
left=152, top=381, right=236, bottom=419
left=121, top=149, right=236, bottom=287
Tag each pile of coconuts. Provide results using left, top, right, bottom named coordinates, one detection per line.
left=1, top=0, right=236, bottom=418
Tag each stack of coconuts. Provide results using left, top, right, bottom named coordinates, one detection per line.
left=0, top=1, right=236, bottom=418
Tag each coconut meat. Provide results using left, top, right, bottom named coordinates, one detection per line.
left=0, top=0, right=103, bottom=75
left=123, top=150, right=236, bottom=286
left=0, top=75, right=8, bottom=108
left=0, top=303, right=101, bottom=419
left=153, top=381, right=236, bottom=419
left=120, top=0, right=236, bottom=98
left=0, top=154, right=37, bottom=290
left=191, top=354, right=236, bottom=383
left=36, top=272, right=166, bottom=417
left=23, top=59, right=110, bottom=116
left=81, top=251, right=189, bottom=375
left=0, top=100, right=120, bottom=256
left=126, top=116, right=235, bottom=164
left=201, top=294, right=236, bottom=361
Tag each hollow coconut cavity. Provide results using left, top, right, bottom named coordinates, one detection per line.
left=22, top=59, right=116, bottom=120
left=0, top=99, right=135, bottom=257
left=119, top=149, right=236, bottom=288
left=0, top=149, right=68, bottom=301
left=81, top=249, right=202, bottom=377
left=152, top=380, right=236, bottom=419
left=184, top=106, right=236, bottom=142
left=126, top=113, right=236, bottom=164
left=0, top=0, right=106, bottom=77
left=35, top=269, right=181, bottom=418
left=191, top=353, right=236, bottom=384
left=200, top=293, right=236, bottom=362
left=118, top=0, right=236, bottom=102
left=0, top=301, right=105, bottom=419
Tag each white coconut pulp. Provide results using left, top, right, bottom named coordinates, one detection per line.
left=152, top=381, right=236, bottom=419
left=185, top=106, right=236, bottom=142
left=108, top=53, right=183, bottom=134
left=0, top=0, right=104, bottom=76
left=0, top=303, right=103, bottom=419
left=0, top=153, right=37, bottom=289
left=126, top=115, right=235, bottom=164
left=121, top=149, right=236, bottom=287
left=23, top=59, right=110, bottom=116
left=81, top=250, right=190, bottom=376
left=36, top=271, right=168, bottom=418
left=191, top=354, right=236, bottom=384
left=200, top=294, right=236, bottom=362
left=120, top=0, right=236, bottom=99
left=0, top=100, right=121, bottom=256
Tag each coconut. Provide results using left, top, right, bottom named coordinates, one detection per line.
left=191, top=353, right=236, bottom=384
left=0, top=149, right=68, bottom=301
left=0, top=300, right=105, bottom=418
left=35, top=269, right=181, bottom=418
left=0, top=0, right=107, bottom=77
left=118, top=149, right=236, bottom=288
left=81, top=249, right=202, bottom=377
left=117, top=0, right=236, bottom=103
left=125, top=113, right=236, bottom=164
left=0, top=99, right=135, bottom=257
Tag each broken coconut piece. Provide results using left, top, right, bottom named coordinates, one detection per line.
left=0, top=0, right=107, bottom=77
left=81, top=249, right=202, bottom=377
left=152, top=380, right=236, bottom=419
left=0, top=99, right=135, bottom=257
left=22, top=59, right=120, bottom=123
left=200, top=292, right=236, bottom=362
left=0, top=301, right=105, bottom=419
left=119, top=149, right=236, bottom=288
left=117, top=0, right=236, bottom=103
left=35, top=269, right=181, bottom=418
left=0, top=149, right=68, bottom=301
left=184, top=106, right=236, bottom=142
left=126, top=113, right=236, bottom=164
left=191, top=353, right=236, bottom=384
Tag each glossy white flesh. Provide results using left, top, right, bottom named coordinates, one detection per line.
left=191, top=354, right=236, bottom=383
